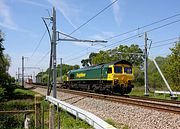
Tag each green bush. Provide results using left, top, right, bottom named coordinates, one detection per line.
left=0, top=73, right=16, bottom=101
left=0, top=114, right=24, bottom=129
left=0, top=86, right=5, bottom=101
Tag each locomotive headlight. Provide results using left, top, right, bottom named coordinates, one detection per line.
left=114, top=79, right=118, bottom=84
left=122, top=76, right=124, bottom=81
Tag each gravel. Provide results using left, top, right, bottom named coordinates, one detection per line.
left=31, top=86, right=180, bottom=129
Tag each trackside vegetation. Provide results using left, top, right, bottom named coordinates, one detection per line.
left=0, top=87, right=93, bottom=129
left=0, top=30, right=92, bottom=128
left=37, top=39, right=180, bottom=93
left=0, top=30, right=16, bottom=102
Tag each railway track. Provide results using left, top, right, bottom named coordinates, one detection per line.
left=31, top=84, right=180, bottom=114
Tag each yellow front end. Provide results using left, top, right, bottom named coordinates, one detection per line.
left=107, top=64, right=134, bottom=94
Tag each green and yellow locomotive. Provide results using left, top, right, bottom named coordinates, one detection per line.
left=64, top=60, right=134, bottom=95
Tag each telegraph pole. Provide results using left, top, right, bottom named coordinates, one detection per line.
left=15, top=72, right=18, bottom=82
left=22, top=56, right=24, bottom=88
left=18, top=67, right=20, bottom=82
left=52, top=7, right=57, bottom=99
left=144, top=32, right=149, bottom=96
left=60, top=58, right=62, bottom=83
left=41, top=69, right=43, bottom=83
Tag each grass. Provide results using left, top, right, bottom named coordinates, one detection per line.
left=0, top=86, right=92, bottom=129
left=0, top=86, right=37, bottom=111
left=129, top=86, right=180, bottom=100
left=106, top=118, right=129, bottom=129
left=0, top=86, right=36, bottom=129
left=14, top=88, right=36, bottom=96
left=56, top=111, right=92, bottom=129
left=41, top=100, right=92, bottom=129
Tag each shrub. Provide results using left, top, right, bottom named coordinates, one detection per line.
left=0, top=86, right=5, bottom=102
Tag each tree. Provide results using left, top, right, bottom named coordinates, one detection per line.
left=117, top=44, right=144, bottom=66
left=81, top=52, right=97, bottom=67
left=164, top=41, right=180, bottom=88
left=81, top=59, right=90, bottom=67
left=91, top=44, right=144, bottom=66
left=0, top=30, right=5, bottom=68
left=37, top=64, right=80, bottom=83
left=148, top=57, right=167, bottom=89
left=0, top=30, right=14, bottom=101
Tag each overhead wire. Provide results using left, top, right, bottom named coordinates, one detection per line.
left=146, top=19, right=180, bottom=33
left=65, top=20, right=180, bottom=63
left=33, top=51, right=50, bottom=67
left=64, top=52, right=90, bottom=63
left=67, top=0, right=119, bottom=37
left=34, top=0, right=119, bottom=65
left=151, top=37, right=179, bottom=44
left=30, top=22, right=51, bottom=58
left=64, top=36, right=139, bottom=63
left=106, top=13, right=180, bottom=40
left=34, top=4, right=180, bottom=66
left=69, top=40, right=178, bottom=64
left=147, top=36, right=178, bottom=54
left=63, top=13, right=180, bottom=60
left=105, top=19, right=180, bottom=50
left=151, top=41, right=177, bottom=49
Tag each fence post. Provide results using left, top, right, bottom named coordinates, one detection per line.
left=35, top=95, right=42, bottom=129
left=41, top=104, right=44, bottom=129
left=49, top=103, right=55, bottom=129
left=57, top=103, right=61, bottom=129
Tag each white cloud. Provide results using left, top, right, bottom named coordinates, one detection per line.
left=110, top=0, right=122, bottom=26
left=0, top=0, right=18, bottom=30
left=47, top=0, right=79, bottom=29
left=18, top=0, right=79, bottom=29
left=18, top=0, right=48, bottom=8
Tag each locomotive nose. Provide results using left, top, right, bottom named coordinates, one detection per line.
left=121, top=76, right=125, bottom=81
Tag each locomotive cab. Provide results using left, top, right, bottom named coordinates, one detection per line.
left=107, top=61, right=134, bottom=94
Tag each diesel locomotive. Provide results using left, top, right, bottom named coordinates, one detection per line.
left=63, top=60, right=134, bottom=95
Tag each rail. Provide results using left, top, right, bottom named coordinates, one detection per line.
left=57, top=89, right=180, bottom=114
left=46, top=96, right=117, bottom=129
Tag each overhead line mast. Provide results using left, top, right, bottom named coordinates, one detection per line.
left=52, top=7, right=57, bottom=98
left=43, top=7, right=107, bottom=97
left=144, top=32, right=149, bottom=96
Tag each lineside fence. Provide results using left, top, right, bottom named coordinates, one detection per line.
left=46, top=96, right=117, bottom=129
left=0, top=94, right=117, bottom=129
left=0, top=95, right=42, bottom=129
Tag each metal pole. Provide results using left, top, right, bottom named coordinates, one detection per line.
left=60, top=58, right=62, bottom=83
left=33, top=71, right=36, bottom=83
left=152, top=59, right=176, bottom=98
left=22, top=56, right=24, bottom=88
left=144, top=32, right=149, bottom=96
left=57, top=103, right=60, bottom=129
left=18, top=67, right=20, bottom=82
left=52, top=7, right=57, bottom=98
left=51, top=7, right=56, bottom=129
left=41, top=69, right=43, bottom=83
left=15, top=72, right=17, bottom=81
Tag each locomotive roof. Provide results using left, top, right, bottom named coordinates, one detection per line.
left=69, top=60, right=132, bottom=73
left=106, top=60, right=132, bottom=66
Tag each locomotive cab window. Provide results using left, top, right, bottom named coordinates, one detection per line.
left=107, top=68, right=112, bottom=73
left=124, top=67, right=132, bottom=74
left=70, top=74, right=74, bottom=79
left=114, top=66, right=122, bottom=73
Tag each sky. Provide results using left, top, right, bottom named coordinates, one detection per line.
left=0, top=0, right=180, bottom=79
